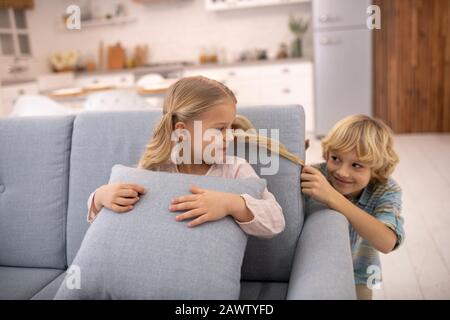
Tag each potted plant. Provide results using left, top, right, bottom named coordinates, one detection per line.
left=289, top=15, right=309, bottom=58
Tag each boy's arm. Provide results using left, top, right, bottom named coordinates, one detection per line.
left=328, top=194, right=398, bottom=254
left=301, top=165, right=399, bottom=254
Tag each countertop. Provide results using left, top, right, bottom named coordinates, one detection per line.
left=1, top=56, right=313, bottom=87
left=75, top=57, right=313, bottom=77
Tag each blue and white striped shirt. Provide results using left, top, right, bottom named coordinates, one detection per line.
left=310, top=162, right=405, bottom=285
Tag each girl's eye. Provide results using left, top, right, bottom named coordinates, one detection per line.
left=352, top=163, right=363, bottom=168
left=331, top=155, right=339, bottom=162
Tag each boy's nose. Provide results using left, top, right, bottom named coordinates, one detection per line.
left=335, top=169, right=350, bottom=179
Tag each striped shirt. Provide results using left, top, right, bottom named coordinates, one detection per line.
left=310, top=162, right=405, bottom=286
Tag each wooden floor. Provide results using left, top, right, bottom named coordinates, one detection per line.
left=305, top=134, right=450, bottom=300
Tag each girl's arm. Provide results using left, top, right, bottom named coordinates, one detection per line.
left=86, top=188, right=102, bottom=223
left=86, top=183, right=147, bottom=224
left=232, top=160, right=286, bottom=238
left=170, top=160, right=286, bottom=239
left=170, top=184, right=285, bottom=239
left=234, top=188, right=285, bottom=239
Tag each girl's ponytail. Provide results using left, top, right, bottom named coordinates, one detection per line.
left=232, top=114, right=305, bottom=167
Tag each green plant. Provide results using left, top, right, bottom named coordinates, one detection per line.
left=289, top=15, right=309, bottom=39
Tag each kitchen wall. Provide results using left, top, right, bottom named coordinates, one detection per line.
left=8, top=0, right=312, bottom=76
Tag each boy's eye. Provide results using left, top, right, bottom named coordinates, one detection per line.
left=352, top=163, right=363, bottom=168
left=331, top=155, right=339, bottom=162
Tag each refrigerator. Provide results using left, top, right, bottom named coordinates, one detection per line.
left=313, top=0, right=373, bottom=137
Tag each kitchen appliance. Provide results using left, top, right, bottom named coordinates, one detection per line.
left=313, top=0, right=373, bottom=137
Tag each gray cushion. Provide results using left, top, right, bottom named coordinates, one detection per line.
left=55, top=165, right=266, bottom=300
left=0, top=115, right=74, bottom=269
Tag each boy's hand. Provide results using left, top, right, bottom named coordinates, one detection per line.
left=96, top=183, right=147, bottom=213
left=301, top=166, right=340, bottom=207
left=170, top=185, right=242, bottom=228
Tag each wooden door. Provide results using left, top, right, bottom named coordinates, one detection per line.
left=373, top=0, right=450, bottom=133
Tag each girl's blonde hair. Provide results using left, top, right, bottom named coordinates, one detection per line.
left=321, top=114, right=399, bottom=183
left=137, top=76, right=304, bottom=170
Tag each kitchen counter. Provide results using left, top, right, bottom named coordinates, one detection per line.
left=1, top=57, right=313, bottom=87
left=74, top=57, right=313, bottom=77
left=0, top=77, right=36, bottom=86
left=183, top=57, right=313, bottom=70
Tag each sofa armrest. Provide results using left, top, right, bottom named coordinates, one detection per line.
left=286, top=199, right=356, bottom=299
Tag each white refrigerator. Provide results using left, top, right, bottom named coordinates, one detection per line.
left=313, top=0, right=373, bottom=137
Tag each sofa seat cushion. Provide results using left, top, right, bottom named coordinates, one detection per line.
left=0, top=266, right=64, bottom=300
left=31, top=272, right=66, bottom=300
left=32, top=277, right=289, bottom=301
left=55, top=165, right=266, bottom=300
left=239, top=281, right=288, bottom=300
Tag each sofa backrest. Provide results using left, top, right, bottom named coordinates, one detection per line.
left=234, top=106, right=305, bottom=281
left=66, top=105, right=305, bottom=282
left=0, top=115, right=74, bottom=269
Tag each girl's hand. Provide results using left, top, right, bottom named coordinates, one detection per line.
left=170, top=185, right=250, bottom=227
left=95, top=183, right=147, bottom=214
left=301, top=166, right=340, bottom=208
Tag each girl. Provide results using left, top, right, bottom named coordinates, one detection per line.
left=301, top=115, right=405, bottom=300
left=86, top=76, right=303, bottom=239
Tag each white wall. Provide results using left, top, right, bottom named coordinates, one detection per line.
left=2, top=0, right=313, bottom=77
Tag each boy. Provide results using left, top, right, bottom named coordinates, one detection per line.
left=302, top=115, right=405, bottom=300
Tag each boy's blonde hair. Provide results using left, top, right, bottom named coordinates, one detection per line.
left=321, top=114, right=399, bottom=183
left=137, top=76, right=304, bottom=170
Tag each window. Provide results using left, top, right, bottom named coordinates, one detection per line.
left=0, top=8, right=31, bottom=56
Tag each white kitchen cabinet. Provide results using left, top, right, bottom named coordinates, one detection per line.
left=74, top=72, right=135, bottom=88
left=183, top=61, right=314, bottom=132
left=37, top=72, right=75, bottom=92
left=226, top=79, right=261, bottom=106
left=205, top=0, right=310, bottom=11
left=0, top=82, right=38, bottom=116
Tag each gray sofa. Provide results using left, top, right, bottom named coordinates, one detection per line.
left=0, top=105, right=356, bottom=300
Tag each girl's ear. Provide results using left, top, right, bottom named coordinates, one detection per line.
left=174, top=121, right=186, bottom=130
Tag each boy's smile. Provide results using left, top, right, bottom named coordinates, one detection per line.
left=326, top=150, right=372, bottom=199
